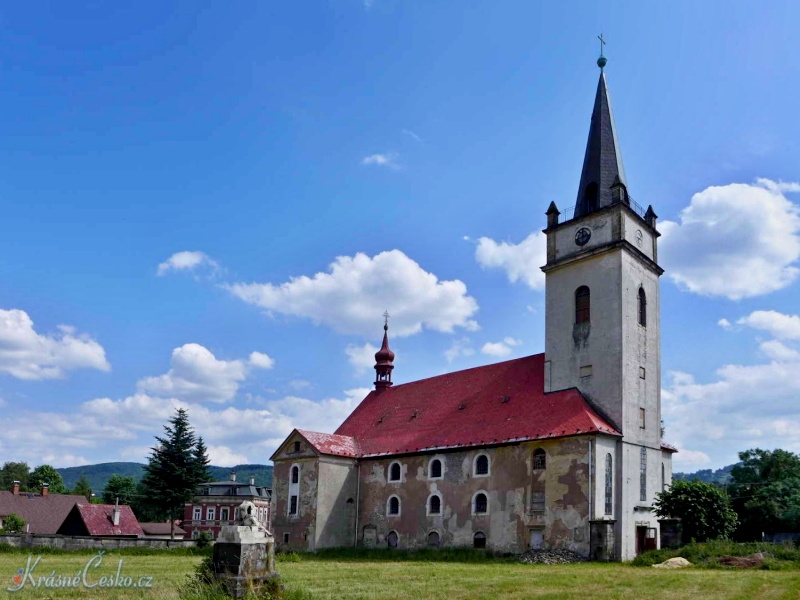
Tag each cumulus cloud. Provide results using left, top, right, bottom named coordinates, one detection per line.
left=157, top=251, right=219, bottom=276
left=0, top=308, right=110, bottom=380
left=660, top=178, right=800, bottom=300
left=736, top=310, right=800, bottom=340
left=480, top=337, right=522, bottom=357
left=663, top=311, right=800, bottom=469
left=226, top=250, right=479, bottom=337
left=137, top=344, right=272, bottom=403
left=361, top=153, right=399, bottom=169
left=444, top=337, right=475, bottom=363
left=207, top=445, right=249, bottom=467
left=474, top=232, right=547, bottom=290
left=345, top=342, right=379, bottom=375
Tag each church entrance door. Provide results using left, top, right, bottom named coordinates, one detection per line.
left=635, top=526, right=647, bottom=555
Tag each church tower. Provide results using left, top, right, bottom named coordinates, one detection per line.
left=542, top=48, right=667, bottom=560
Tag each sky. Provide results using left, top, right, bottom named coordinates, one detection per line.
left=0, top=1, right=798, bottom=472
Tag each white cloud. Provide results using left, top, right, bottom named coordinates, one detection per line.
left=248, top=351, right=275, bottom=370
left=503, top=337, right=522, bottom=346
left=226, top=250, right=479, bottom=337
left=137, top=344, right=269, bottom=403
left=480, top=337, right=522, bottom=357
left=361, top=153, right=399, bottom=169
left=660, top=178, right=800, bottom=300
left=759, top=340, right=800, bottom=362
left=0, top=308, right=110, bottom=380
left=157, top=251, right=219, bottom=276
left=401, top=129, right=423, bottom=143
left=444, top=337, right=475, bottom=363
left=718, top=318, right=732, bottom=329
left=673, top=449, right=712, bottom=468
left=345, top=342, right=379, bottom=375
left=736, top=310, right=800, bottom=340
left=474, top=232, right=547, bottom=290
left=207, top=445, right=249, bottom=467
left=288, top=379, right=311, bottom=391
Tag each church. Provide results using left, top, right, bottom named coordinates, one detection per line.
left=270, top=51, right=675, bottom=562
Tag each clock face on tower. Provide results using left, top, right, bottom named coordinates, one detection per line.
left=575, top=227, right=592, bottom=246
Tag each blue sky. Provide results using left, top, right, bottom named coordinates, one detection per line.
left=0, top=1, right=798, bottom=471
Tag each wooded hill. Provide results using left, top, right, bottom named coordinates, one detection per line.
left=57, top=462, right=273, bottom=493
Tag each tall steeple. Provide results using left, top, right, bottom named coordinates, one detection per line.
left=374, top=312, right=395, bottom=390
left=574, top=42, right=628, bottom=218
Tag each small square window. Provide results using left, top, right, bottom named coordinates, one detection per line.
left=639, top=367, right=646, bottom=379
left=293, top=441, right=301, bottom=453
left=579, top=365, right=592, bottom=378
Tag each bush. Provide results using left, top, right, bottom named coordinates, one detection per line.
left=196, top=530, right=213, bottom=548
left=632, top=540, right=800, bottom=568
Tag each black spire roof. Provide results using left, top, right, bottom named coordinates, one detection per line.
left=574, top=70, right=627, bottom=218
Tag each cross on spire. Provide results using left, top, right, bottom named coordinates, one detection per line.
left=596, top=33, right=608, bottom=70
left=383, top=310, right=390, bottom=329
left=598, top=33, right=606, bottom=57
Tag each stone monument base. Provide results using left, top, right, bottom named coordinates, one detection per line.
left=213, top=524, right=277, bottom=599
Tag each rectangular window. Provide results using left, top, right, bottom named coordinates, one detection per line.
left=289, top=495, right=298, bottom=515
left=639, top=366, right=646, bottom=379
left=639, top=408, right=646, bottom=429
left=193, top=507, right=201, bottom=521
left=640, top=448, right=647, bottom=502
left=206, top=507, right=215, bottom=521
left=579, top=365, right=592, bottom=378
left=220, top=507, right=229, bottom=522
left=283, top=533, right=290, bottom=544
left=530, top=491, right=545, bottom=514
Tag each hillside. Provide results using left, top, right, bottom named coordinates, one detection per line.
left=673, top=463, right=737, bottom=485
left=57, top=462, right=273, bottom=493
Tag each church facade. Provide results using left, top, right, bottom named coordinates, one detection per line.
left=270, top=55, right=675, bottom=562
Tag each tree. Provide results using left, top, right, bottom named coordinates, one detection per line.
left=29, top=465, right=67, bottom=494
left=729, top=448, right=800, bottom=539
left=1, top=513, right=26, bottom=533
left=139, top=408, right=209, bottom=538
left=0, top=462, right=30, bottom=492
left=102, top=475, right=138, bottom=505
left=73, top=474, right=92, bottom=500
left=654, top=479, right=738, bottom=543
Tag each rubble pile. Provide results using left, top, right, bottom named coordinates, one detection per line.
left=519, top=548, right=586, bottom=564
left=652, top=557, right=691, bottom=569
left=718, top=553, right=766, bottom=568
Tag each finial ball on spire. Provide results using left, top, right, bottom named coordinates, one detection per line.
left=597, top=55, right=607, bottom=69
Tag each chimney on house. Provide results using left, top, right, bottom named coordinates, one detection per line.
left=230, top=471, right=236, bottom=482
left=112, top=497, right=121, bottom=526
left=41, top=483, right=49, bottom=497
left=11, top=481, right=20, bottom=495
left=249, top=476, right=255, bottom=486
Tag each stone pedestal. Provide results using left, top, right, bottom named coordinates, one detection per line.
left=589, top=520, right=616, bottom=562
left=213, top=525, right=278, bottom=598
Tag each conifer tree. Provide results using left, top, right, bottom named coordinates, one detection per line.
left=74, top=474, right=92, bottom=500
left=139, top=408, right=208, bottom=538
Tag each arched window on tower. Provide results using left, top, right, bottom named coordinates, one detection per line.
left=575, top=286, right=590, bottom=324
left=604, top=453, right=613, bottom=516
left=638, top=287, right=647, bottom=327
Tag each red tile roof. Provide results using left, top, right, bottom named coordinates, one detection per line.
left=329, top=353, right=619, bottom=457
left=297, top=430, right=359, bottom=458
left=59, top=504, right=143, bottom=537
left=0, top=492, right=85, bottom=534
left=140, top=522, right=186, bottom=537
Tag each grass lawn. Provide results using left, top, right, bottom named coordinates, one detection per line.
left=0, top=551, right=798, bottom=600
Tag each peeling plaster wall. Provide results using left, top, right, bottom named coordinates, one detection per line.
left=271, top=434, right=319, bottom=551
left=356, top=438, right=592, bottom=554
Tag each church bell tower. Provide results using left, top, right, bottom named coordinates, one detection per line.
left=542, top=48, right=666, bottom=559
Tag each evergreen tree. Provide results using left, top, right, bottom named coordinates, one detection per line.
left=73, top=474, right=92, bottom=500
left=29, top=464, right=67, bottom=494
left=139, top=408, right=207, bottom=538
left=102, top=475, right=138, bottom=505
left=193, top=436, right=211, bottom=484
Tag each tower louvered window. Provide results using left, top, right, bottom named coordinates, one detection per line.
left=638, top=288, right=647, bottom=327
left=640, top=448, right=647, bottom=502
left=604, top=453, right=613, bottom=515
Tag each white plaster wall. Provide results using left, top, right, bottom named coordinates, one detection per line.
left=621, top=212, right=656, bottom=261
left=551, top=211, right=616, bottom=262
left=315, top=457, right=358, bottom=549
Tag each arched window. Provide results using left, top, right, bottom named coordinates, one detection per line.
left=661, top=463, right=666, bottom=492
left=427, top=531, right=440, bottom=548
left=533, top=449, right=546, bottom=470
left=638, top=287, right=647, bottom=327
left=388, top=462, right=401, bottom=482
left=604, top=453, right=613, bottom=516
left=387, top=495, right=400, bottom=517
left=473, top=531, right=486, bottom=549
left=291, top=465, right=299, bottom=484
left=474, top=454, right=490, bottom=476
left=429, top=458, right=442, bottom=479
left=575, top=286, right=590, bottom=324
left=428, top=494, right=441, bottom=515
left=473, top=492, right=488, bottom=515
left=288, top=463, right=300, bottom=516
left=640, top=448, right=647, bottom=502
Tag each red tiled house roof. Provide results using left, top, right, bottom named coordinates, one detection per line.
left=140, top=522, right=186, bottom=537
left=0, top=492, right=86, bottom=534
left=57, top=504, right=143, bottom=537
left=279, top=354, right=619, bottom=460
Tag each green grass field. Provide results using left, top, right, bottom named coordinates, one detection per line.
left=0, top=550, right=798, bottom=600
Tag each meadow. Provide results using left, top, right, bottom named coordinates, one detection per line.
left=0, top=546, right=798, bottom=600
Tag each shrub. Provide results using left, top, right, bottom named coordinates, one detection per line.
left=196, top=530, right=213, bottom=548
